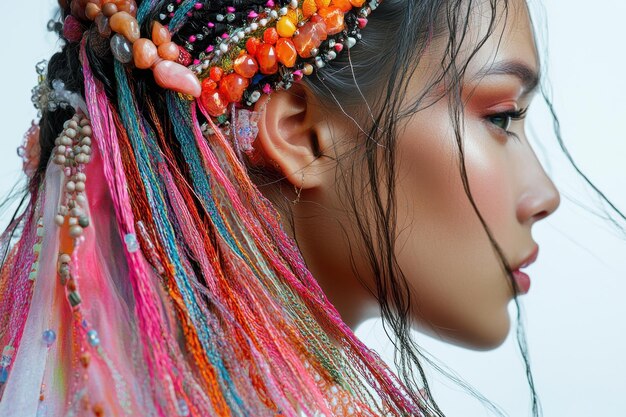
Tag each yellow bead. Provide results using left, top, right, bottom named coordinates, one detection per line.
left=276, top=16, right=297, bottom=38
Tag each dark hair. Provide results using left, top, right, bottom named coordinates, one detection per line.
left=10, top=0, right=624, bottom=415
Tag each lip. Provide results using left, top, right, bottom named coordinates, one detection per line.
left=511, top=245, right=539, bottom=296
left=514, top=245, right=539, bottom=271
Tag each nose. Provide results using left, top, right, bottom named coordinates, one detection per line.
left=515, top=154, right=561, bottom=226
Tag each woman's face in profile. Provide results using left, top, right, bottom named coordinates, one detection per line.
left=389, top=1, right=560, bottom=348
left=257, top=0, right=560, bottom=349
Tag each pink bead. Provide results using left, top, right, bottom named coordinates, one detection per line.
left=153, top=60, right=202, bottom=97
left=262, top=83, right=272, bottom=94
left=193, top=59, right=201, bottom=65
left=194, top=2, right=203, bottom=9
left=189, top=35, right=197, bottom=42
left=221, top=33, right=229, bottom=39
left=206, top=45, right=214, bottom=52
left=266, top=0, right=275, bottom=6
left=207, top=21, right=215, bottom=27
left=357, top=17, right=368, bottom=28
left=334, top=43, right=344, bottom=52
left=248, top=11, right=258, bottom=19
left=292, top=70, right=303, bottom=81
left=226, top=6, right=236, bottom=12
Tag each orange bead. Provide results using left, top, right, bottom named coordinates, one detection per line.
left=276, top=16, right=297, bottom=38
left=263, top=27, right=279, bottom=45
left=317, top=6, right=345, bottom=35
left=202, top=78, right=217, bottom=91
left=209, top=66, right=224, bottom=82
left=157, top=41, right=179, bottom=61
left=246, top=37, right=262, bottom=56
left=219, top=73, right=250, bottom=103
left=316, top=0, right=331, bottom=7
left=59, top=223, right=75, bottom=254
left=85, top=3, right=101, bottom=20
left=109, top=11, right=140, bottom=43
left=256, top=44, right=278, bottom=74
left=133, top=38, right=158, bottom=69
left=276, top=38, right=297, bottom=67
left=292, top=18, right=328, bottom=58
left=302, top=0, right=317, bottom=18
left=151, top=21, right=171, bottom=45
left=349, top=0, right=365, bottom=5
left=233, top=54, right=259, bottom=78
left=200, top=87, right=228, bottom=117
left=101, top=2, right=118, bottom=17
left=330, top=0, right=352, bottom=12
left=112, top=0, right=137, bottom=16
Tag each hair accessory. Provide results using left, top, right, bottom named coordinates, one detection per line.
left=17, top=121, right=42, bottom=177
left=31, top=60, right=89, bottom=116
left=66, top=0, right=381, bottom=125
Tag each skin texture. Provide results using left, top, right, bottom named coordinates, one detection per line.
left=252, top=0, right=560, bottom=350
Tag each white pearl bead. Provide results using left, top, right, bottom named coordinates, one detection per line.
left=54, top=215, right=65, bottom=226
left=65, top=128, right=77, bottom=139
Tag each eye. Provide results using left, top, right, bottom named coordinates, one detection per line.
left=486, top=107, right=529, bottom=136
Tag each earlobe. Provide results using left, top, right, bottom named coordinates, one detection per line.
left=252, top=84, right=328, bottom=190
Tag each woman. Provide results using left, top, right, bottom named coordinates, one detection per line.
left=0, top=0, right=559, bottom=416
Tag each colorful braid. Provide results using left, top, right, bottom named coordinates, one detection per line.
left=0, top=1, right=439, bottom=416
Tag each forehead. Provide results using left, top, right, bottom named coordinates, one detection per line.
left=465, top=0, right=538, bottom=77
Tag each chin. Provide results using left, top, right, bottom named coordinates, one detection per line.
left=420, top=312, right=511, bottom=351
left=461, top=313, right=511, bottom=351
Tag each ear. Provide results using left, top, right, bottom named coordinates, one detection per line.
left=252, top=83, right=332, bottom=190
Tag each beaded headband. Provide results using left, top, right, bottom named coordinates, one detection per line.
left=65, top=0, right=381, bottom=125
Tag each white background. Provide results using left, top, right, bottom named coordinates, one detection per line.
left=1, top=1, right=624, bottom=416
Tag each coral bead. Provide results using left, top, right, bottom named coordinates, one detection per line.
left=202, top=78, right=217, bottom=91
left=263, top=27, right=279, bottom=45
left=219, top=73, right=250, bottom=103
left=292, top=17, right=328, bottom=58
left=276, top=16, right=297, bottom=38
left=133, top=38, right=158, bottom=69
left=109, top=11, right=140, bottom=43
left=200, top=88, right=228, bottom=117
left=276, top=38, right=297, bottom=67
left=158, top=42, right=180, bottom=61
left=153, top=60, right=202, bottom=97
left=318, top=6, right=345, bottom=35
left=246, top=37, right=262, bottom=56
left=233, top=54, right=259, bottom=78
left=152, top=21, right=171, bottom=45
left=256, top=44, right=279, bottom=74
left=210, top=66, right=224, bottom=81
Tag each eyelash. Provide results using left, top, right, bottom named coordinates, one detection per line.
left=486, top=107, right=529, bottom=138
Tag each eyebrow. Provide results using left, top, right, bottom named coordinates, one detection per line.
left=475, top=60, right=540, bottom=96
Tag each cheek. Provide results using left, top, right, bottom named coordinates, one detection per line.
left=392, top=109, right=514, bottom=348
